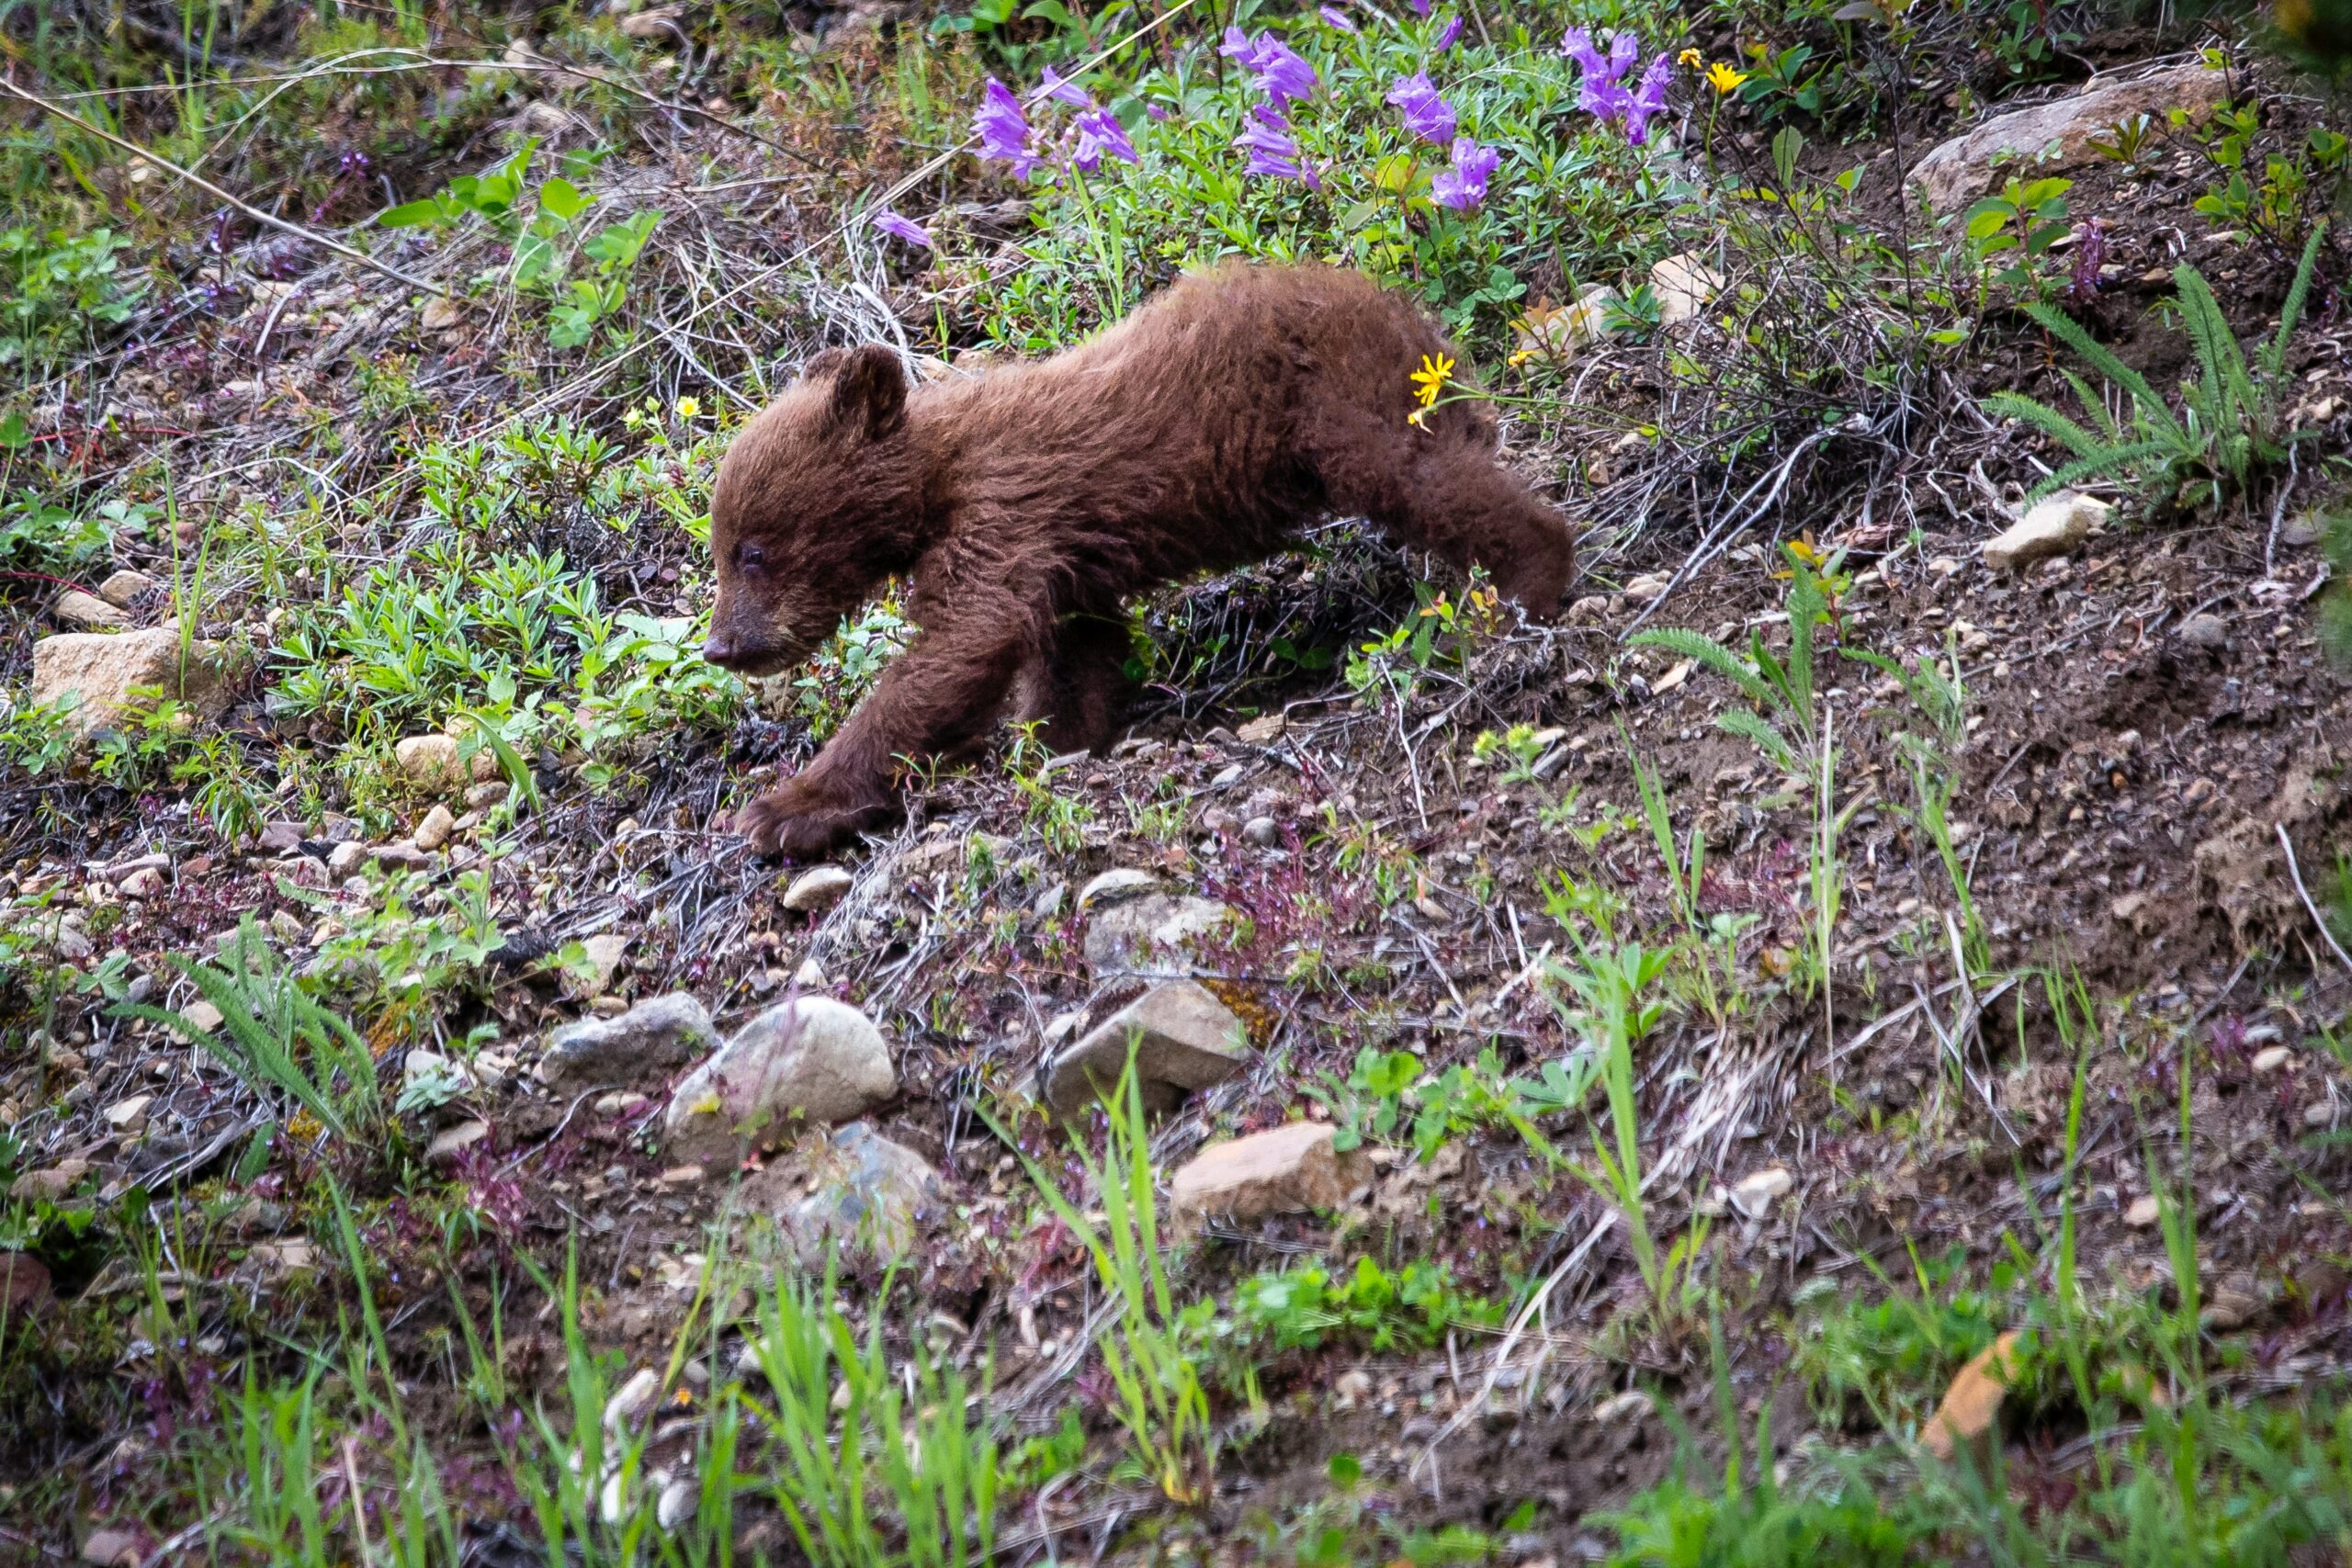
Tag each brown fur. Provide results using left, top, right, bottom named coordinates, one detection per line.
left=702, top=261, right=1575, bottom=858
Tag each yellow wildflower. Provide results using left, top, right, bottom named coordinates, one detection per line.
left=1679, top=47, right=1704, bottom=66
left=1706, top=62, right=1748, bottom=95
left=675, top=395, right=703, bottom=420
left=1408, top=351, right=1453, bottom=408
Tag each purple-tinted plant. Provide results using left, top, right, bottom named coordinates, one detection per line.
left=1433, top=13, right=1464, bottom=51
left=1562, top=28, right=1675, bottom=145
left=1236, top=106, right=1317, bottom=186
left=1386, top=71, right=1457, bottom=145
left=1222, top=27, right=1319, bottom=107
left=1038, top=64, right=1091, bottom=107
left=2067, top=217, right=2107, bottom=300
left=1430, top=137, right=1500, bottom=210
left=870, top=209, right=935, bottom=248
left=975, top=77, right=1044, bottom=177
left=1072, top=107, right=1139, bottom=172
left=1319, top=5, right=1357, bottom=31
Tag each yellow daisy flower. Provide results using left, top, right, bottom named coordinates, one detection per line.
left=675, top=395, right=703, bottom=420
left=1679, top=47, right=1704, bottom=66
left=1408, top=351, right=1453, bottom=408
left=1706, top=62, right=1748, bottom=94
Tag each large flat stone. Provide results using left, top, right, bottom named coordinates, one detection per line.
left=29, top=628, right=229, bottom=737
left=1083, top=892, right=1236, bottom=977
left=1910, top=63, right=2230, bottom=211
left=1170, top=1122, right=1364, bottom=1221
left=1042, top=980, right=1250, bottom=1119
left=542, top=993, right=718, bottom=1089
left=664, top=996, right=896, bottom=1164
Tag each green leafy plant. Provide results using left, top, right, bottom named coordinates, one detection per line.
left=1310, top=1043, right=1593, bottom=1161
left=741, top=1262, right=1001, bottom=1568
left=119, top=918, right=383, bottom=1142
left=1984, top=224, right=2327, bottom=512
left=1227, top=1256, right=1500, bottom=1353
left=1004, top=1060, right=1213, bottom=1504
left=0, top=226, right=144, bottom=369
left=1628, top=541, right=1846, bottom=776
left=1962, top=175, right=2073, bottom=300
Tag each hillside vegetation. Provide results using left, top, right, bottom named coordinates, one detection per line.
left=4, top=0, right=2352, bottom=1562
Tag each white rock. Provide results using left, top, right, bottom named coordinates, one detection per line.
left=53, top=589, right=127, bottom=629
left=782, top=864, right=854, bottom=913
left=656, top=1476, right=697, bottom=1532
left=117, top=865, right=164, bottom=898
left=1236, top=713, right=1287, bottom=744
left=1621, top=573, right=1669, bottom=604
left=605, top=1368, right=661, bottom=1437
left=394, top=734, right=463, bottom=790
left=413, top=802, right=458, bottom=852
left=2250, top=1045, right=2292, bottom=1075
left=103, top=1094, right=153, bottom=1129
left=1651, top=252, right=1724, bottom=328
left=2123, top=1194, right=2163, bottom=1228
left=543, top=994, right=717, bottom=1089
left=2176, top=613, right=2229, bottom=650
left=1982, top=492, right=2109, bottom=573
left=792, top=957, right=828, bottom=989
left=571, top=933, right=630, bottom=998
left=663, top=996, right=896, bottom=1164
left=1731, top=1166, right=1794, bottom=1219
left=30, top=629, right=227, bottom=738
left=1082, top=892, right=1236, bottom=977
left=327, top=840, right=368, bottom=876
left=427, top=1120, right=491, bottom=1165
left=419, top=296, right=464, bottom=333
left=1077, top=867, right=1161, bottom=909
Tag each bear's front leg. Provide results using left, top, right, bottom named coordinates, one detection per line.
left=736, top=607, right=1035, bottom=858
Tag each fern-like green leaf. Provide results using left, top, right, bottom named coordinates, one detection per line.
left=2174, top=265, right=2257, bottom=430
left=2260, top=221, right=2327, bottom=387
left=2018, top=301, right=2175, bottom=435
left=1714, top=706, right=1798, bottom=775
left=1627, top=626, right=1777, bottom=712
left=1984, top=389, right=2113, bottom=460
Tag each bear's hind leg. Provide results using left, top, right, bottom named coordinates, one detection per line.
left=1015, top=613, right=1132, bottom=754
left=1386, top=450, right=1575, bottom=616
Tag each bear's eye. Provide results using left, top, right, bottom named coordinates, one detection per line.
left=736, top=541, right=766, bottom=572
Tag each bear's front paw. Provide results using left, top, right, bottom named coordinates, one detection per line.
left=735, top=779, right=890, bottom=860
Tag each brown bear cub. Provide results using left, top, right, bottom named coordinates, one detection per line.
left=702, top=261, right=1575, bottom=859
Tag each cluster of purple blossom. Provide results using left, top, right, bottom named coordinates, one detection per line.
left=1385, top=70, right=1496, bottom=210
left=1561, top=28, right=1673, bottom=146
left=1222, top=26, right=1322, bottom=186
left=971, top=67, right=1139, bottom=179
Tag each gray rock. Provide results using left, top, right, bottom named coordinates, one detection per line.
left=1242, top=815, right=1281, bottom=847
left=1083, top=892, right=1236, bottom=976
left=757, top=1122, right=941, bottom=1264
left=96, top=570, right=156, bottom=609
left=29, top=628, right=228, bottom=738
left=542, top=993, right=718, bottom=1090
left=664, top=996, right=896, bottom=1164
left=1911, top=62, right=2231, bottom=210
left=2177, top=612, right=2229, bottom=650
left=1042, top=980, right=1250, bottom=1119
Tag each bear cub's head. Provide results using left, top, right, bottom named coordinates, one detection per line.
left=703, top=344, right=923, bottom=677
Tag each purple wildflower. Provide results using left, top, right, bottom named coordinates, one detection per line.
left=1386, top=71, right=1457, bottom=145
left=1430, top=136, right=1499, bottom=209
left=1561, top=30, right=1673, bottom=145
left=1433, top=12, right=1463, bottom=50
left=1038, top=65, right=1092, bottom=107
left=2069, top=218, right=2108, bottom=299
left=1411, top=0, right=1430, bottom=14
left=1319, top=5, right=1357, bottom=30
left=975, top=78, right=1042, bottom=177
left=1071, top=106, right=1139, bottom=171
left=1146, top=101, right=1175, bottom=121
left=1223, top=27, right=1317, bottom=105
left=869, top=209, right=934, bottom=248
left=1623, top=51, right=1673, bottom=144
left=1235, top=104, right=1317, bottom=186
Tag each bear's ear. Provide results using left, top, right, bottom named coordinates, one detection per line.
left=815, top=343, right=908, bottom=438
